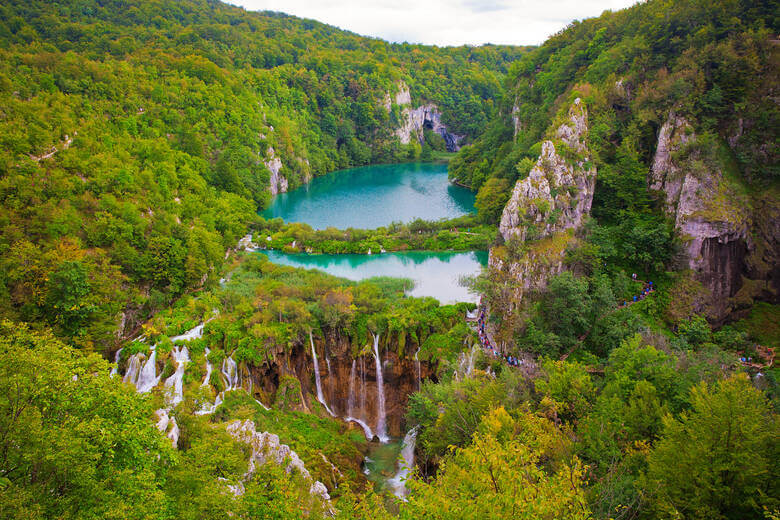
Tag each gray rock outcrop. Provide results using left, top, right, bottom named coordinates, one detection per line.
left=649, top=111, right=778, bottom=322
left=388, top=81, right=464, bottom=152
left=499, top=98, right=596, bottom=243
left=491, top=98, right=596, bottom=303
left=227, top=419, right=333, bottom=510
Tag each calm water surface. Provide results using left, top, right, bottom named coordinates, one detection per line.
left=261, top=250, right=487, bottom=304
left=262, top=162, right=475, bottom=229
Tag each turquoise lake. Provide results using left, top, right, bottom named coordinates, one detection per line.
left=260, top=162, right=485, bottom=303
left=261, top=250, right=487, bottom=304
left=261, top=162, right=476, bottom=230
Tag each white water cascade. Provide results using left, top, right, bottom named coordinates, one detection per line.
left=388, top=427, right=418, bottom=499
left=201, top=347, right=213, bottom=387
left=372, top=333, right=388, bottom=443
left=134, top=347, right=162, bottom=394
left=345, top=358, right=375, bottom=440
left=414, top=347, right=421, bottom=391
left=155, top=409, right=180, bottom=448
left=347, top=359, right=356, bottom=417
left=170, top=323, right=205, bottom=342
left=109, top=348, right=123, bottom=377
left=222, top=355, right=239, bottom=391
left=164, top=345, right=190, bottom=407
left=311, top=332, right=336, bottom=417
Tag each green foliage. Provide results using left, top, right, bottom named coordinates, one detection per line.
left=643, top=374, right=780, bottom=519
left=252, top=214, right=496, bottom=254
left=0, top=321, right=172, bottom=519
left=0, top=0, right=528, bottom=348
left=402, top=408, right=591, bottom=519
left=474, top=177, right=511, bottom=224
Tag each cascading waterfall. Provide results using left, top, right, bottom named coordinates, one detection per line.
left=222, top=355, right=239, bottom=391
left=325, top=352, right=335, bottom=414
left=310, top=332, right=336, bottom=417
left=155, top=409, right=180, bottom=448
left=388, top=427, right=418, bottom=499
left=123, top=352, right=142, bottom=385
left=345, top=358, right=375, bottom=441
left=170, top=323, right=205, bottom=342
left=347, top=360, right=356, bottom=417
left=414, top=347, right=421, bottom=391
left=201, top=347, right=213, bottom=387
left=109, top=348, right=123, bottom=377
left=135, top=348, right=162, bottom=393
left=372, top=333, right=388, bottom=443
left=360, top=357, right=367, bottom=413
left=164, top=345, right=190, bottom=407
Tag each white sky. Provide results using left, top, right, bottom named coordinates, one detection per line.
left=228, top=0, right=639, bottom=46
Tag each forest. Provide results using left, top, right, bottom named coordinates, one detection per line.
left=0, top=0, right=778, bottom=519
left=0, top=0, right=528, bottom=348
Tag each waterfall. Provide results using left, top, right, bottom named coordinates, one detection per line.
left=109, top=348, right=123, bottom=377
left=135, top=348, right=161, bottom=393
left=123, top=352, right=142, bottom=385
left=345, top=358, right=375, bottom=440
left=347, top=359, right=356, bottom=417
left=201, top=347, right=213, bottom=387
left=388, top=427, right=418, bottom=499
left=346, top=417, right=374, bottom=441
left=170, top=323, right=205, bottom=342
left=222, top=355, right=239, bottom=391
left=310, top=332, right=336, bottom=417
left=155, top=409, right=179, bottom=448
left=414, top=347, right=421, bottom=391
left=164, top=345, right=190, bottom=407
left=325, top=352, right=335, bottom=414
left=360, top=357, right=367, bottom=413
left=372, top=333, right=388, bottom=443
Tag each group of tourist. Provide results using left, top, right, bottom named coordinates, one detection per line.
left=619, top=275, right=655, bottom=307
left=475, top=307, right=525, bottom=368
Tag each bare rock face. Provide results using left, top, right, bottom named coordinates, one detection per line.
left=649, top=111, right=778, bottom=322
left=395, top=104, right=464, bottom=152
left=499, top=98, right=596, bottom=243
left=385, top=81, right=463, bottom=152
left=489, top=98, right=596, bottom=305
left=265, top=146, right=287, bottom=195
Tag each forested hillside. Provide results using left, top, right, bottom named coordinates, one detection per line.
left=1, top=1, right=779, bottom=519
left=453, top=0, right=778, bottom=339
left=0, top=0, right=528, bottom=348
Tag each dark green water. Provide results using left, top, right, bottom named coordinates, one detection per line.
left=262, top=162, right=475, bottom=230
left=262, top=250, right=487, bottom=304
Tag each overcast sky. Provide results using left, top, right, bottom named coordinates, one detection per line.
left=228, top=0, right=639, bottom=46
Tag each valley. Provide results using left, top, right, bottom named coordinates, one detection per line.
left=0, top=0, right=777, bottom=519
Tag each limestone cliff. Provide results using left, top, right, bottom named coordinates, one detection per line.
left=491, top=98, right=596, bottom=301
left=649, top=111, right=778, bottom=322
left=388, top=81, right=464, bottom=152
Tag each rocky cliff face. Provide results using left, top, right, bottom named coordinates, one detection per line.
left=241, top=332, right=434, bottom=439
left=490, top=99, right=596, bottom=302
left=649, top=111, right=778, bottom=322
left=499, top=98, right=595, bottom=242
left=388, top=82, right=464, bottom=152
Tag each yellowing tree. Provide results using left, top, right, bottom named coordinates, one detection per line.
left=401, top=407, right=591, bottom=519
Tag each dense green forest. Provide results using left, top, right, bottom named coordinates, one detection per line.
left=1, top=0, right=778, bottom=519
left=0, top=0, right=528, bottom=348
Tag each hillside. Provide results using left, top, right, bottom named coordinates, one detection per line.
left=0, top=0, right=529, bottom=348
left=1, top=1, right=779, bottom=520
left=452, top=0, right=779, bottom=343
